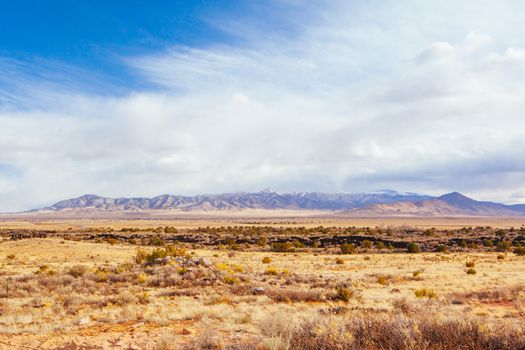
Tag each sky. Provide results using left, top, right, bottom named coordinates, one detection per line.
left=1, top=0, right=525, bottom=211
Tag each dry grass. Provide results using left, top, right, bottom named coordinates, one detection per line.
left=0, top=224, right=524, bottom=349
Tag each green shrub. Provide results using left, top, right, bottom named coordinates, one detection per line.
left=497, top=240, right=512, bottom=252
left=292, top=240, right=306, bottom=248
left=483, top=239, right=493, bottom=247
left=340, top=243, right=356, bottom=254
left=407, top=243, right=421, bottom=253
left=466, top=268, right=477, bottom=275
left=435, top=245, right=448, bottom=253
left=271, top=242, right=294, bottom=253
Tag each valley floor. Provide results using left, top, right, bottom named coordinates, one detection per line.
left=0, top=236, right=524, bottom=349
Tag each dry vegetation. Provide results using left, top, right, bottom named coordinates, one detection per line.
left=0, top=220, right=524, bottom=349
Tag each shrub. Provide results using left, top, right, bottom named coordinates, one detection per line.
left=340, top=243, right=356, bottom=254
left=270, top=313, right=525, bottom=350
left=407, top=243, right=421, bottom=253
left=135, top=245, right=188, bottom=264
left=459, top=240, right=468, bottom=248
left=466, top=268, right=477, bottom=275
left=331, top=287, right=353, bottom=302
left=148, top=236, right=165, bottom=246
left=262, top=257, right=272, bottom=264
left=414, top=288, right=436, bottom=299
left=435, top=245, right=448, bottom=253
left=377, top=275, right=389, bottom=285
left=257, top=236, right=268, bottom=246
left=335, top=258, right=344, bottom=265
left=465, top=261, right=475, bottom=268
left=266, top=288, right=325, bottom=303
left=496, top=240, right=512, bottom=252
left=271, top=242, right=294, bottom=253
left=67, top=265, right=88, bottom=278
left=362, top=240, right=373, bottom=249
left=497, top=254, right=505, bottom=260
left=134, top=248, right=148, bottom=264
left=483, top=239, right=494, bottom=247
left=265, top=266, right=279, bottom=275
left=223, top=275, right=240, bottom=285
left=376, top=241, right=386, bottom=249
left=292, top=240, right=305, bottom=248
left=513, top=247, right=525, bottom=256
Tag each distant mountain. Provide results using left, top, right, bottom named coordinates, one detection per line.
left=32, top=190, right=432, bottom=212
left=24, top=190, right=525, bottom=217
left=347, top=192, right=525, bottom=217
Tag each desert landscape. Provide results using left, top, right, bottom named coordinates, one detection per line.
left=3, top=1, right=525, bottom=348
left=1, top=212, right=524, bottom=349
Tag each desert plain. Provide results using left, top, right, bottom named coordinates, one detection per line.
left=0, top=215, right=524, bottom=349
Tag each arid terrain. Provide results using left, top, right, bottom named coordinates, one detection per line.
left=0, top=217, right=524, bottom=349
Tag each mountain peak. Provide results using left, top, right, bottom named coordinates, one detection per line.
left=439, top=192, right=473, bottom=203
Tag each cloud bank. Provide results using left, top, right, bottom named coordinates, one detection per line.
left=1, top=0, right=525, bottom=211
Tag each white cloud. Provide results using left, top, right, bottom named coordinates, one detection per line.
left=2, top=1, right=525, bottom=211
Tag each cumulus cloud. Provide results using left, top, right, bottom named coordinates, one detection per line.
left=1, top=0, right=525, bottom=211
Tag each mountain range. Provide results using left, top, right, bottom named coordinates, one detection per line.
left=26, top=190, right=525, bottom=217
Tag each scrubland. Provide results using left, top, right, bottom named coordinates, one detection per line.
left=0, top=222, right=524, bottom=349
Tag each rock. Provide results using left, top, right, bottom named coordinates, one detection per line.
left=78, top=316, right=90, bottom=325
left=252, top=287, right=265, bottom=295
left=199, top=258, right=212, bottom=267
left=390, top=288, right=401, bottom=294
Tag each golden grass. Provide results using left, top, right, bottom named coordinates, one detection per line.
left=0, top=231, right=524, bottom=348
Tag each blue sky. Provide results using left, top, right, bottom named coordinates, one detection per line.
left=0, top=0, right=249, bottom=93
left=1, top=1, right=525, bottom=211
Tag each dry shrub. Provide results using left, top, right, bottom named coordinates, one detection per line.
left=261, top=312, right=525, bottom=350
left=415, top=288, right=436, bottom=299
left=288, top=316, right=354, bottom=349
left=67, top=265, right=88, bottom=278
left=392, top=298, right=417, bottom=314
left=454, top=285, right=524, bottom=303
left=259, top=336, right=291, bottom=350
left=329, top=287, right=353, bottom=302
left=266, top=288, right=325, bottom=303
left=189, top=327, right=224, bottom=350
left=155, top=335, right=178, bottom=350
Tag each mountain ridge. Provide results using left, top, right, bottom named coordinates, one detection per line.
left=346, top=192, right=525, bottom=217
left=34, top=190, right=432, bottom=212
left=23, top=190, right=525, bottom=216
